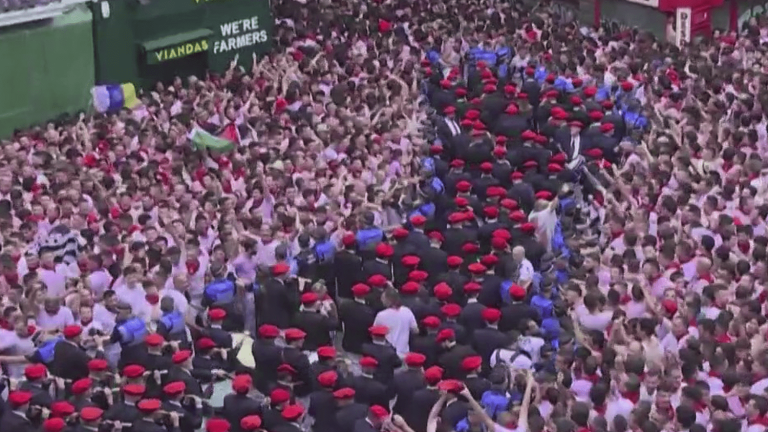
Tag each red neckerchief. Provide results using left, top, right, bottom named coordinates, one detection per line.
left=621, top=391, right=640, bottom=404
left=81, top=318, right=93, bottom=326
left=10, top=253, right=20, bottom=263
left=41, top=263, right=56, bottom=271
left=697, top=273, right=714, bottom=283
left=0, top=319, right=12, bottom=331
left=3, top=272, right=18, bottom=285
left=748, top=415, right=768, bottom=426
left=679, top=255, right=693, bottom=265
left=722, top=161, right=734, bottom=172
left=694, top=401, right=708, bottom=413
left=619, top=294, right=631, bottom=305
left=610, top=230, right=624, bottom=241
left=708, top=370, right=721, bottom=379
left=715, top=333, right=732, bottom=344
left=583, top=373, right=600, bottom=384
left=738, top=240, right=751, bottom=254
left=648, top=273, right=661, bottom=285
left=675, top=331, right=688, bottom=342
left=593, top=404, right=607, bottom=415
left=723, top=384, right=733, bottom=393
left=186, top=259, right=200, bottom=275
left=655, top=402, right=675, bottom=419
left=739, top=396, right=750, bottom=407
left=666, top=262, right=681, bottom=271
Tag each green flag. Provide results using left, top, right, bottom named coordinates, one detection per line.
left=188, top=126, right=234, bottom=152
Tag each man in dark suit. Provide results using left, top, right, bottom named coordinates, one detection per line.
left=0, top=391, right=35, bottom=432
left=281, top=329, right=313, bottom=398
left=353, top=405, right=390, bottom=432
left=292, top=293, right=337, bottom=351
left=472, top=308, right=509, bottom=373
left=49, top=324, right=91, bottom=382
left=361, top=326, right=402, bottom=386
left=338, top=285, right=376, bottom=354
left=272, top=404, right=305, bottom=432
left=252, top=324, right=283, bottom=394
left=392, top=353, right=427, bottom=415
left=220, top=375, right=261, bottom=432
left=436, top=329, right=478, bottom=380
left=334, top=388, right=368, bottom=432
left=335, top=234, right=364, bottom=299
left=258, top=263, right=300, bottom=329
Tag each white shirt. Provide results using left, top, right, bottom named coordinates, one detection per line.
left=373, top=306, right=417, bottom=357
left=87, top=270, right=113, bottom=299
left=36, top=307, right=75, bottom=331
left=39, top=267, right=67, bottom=298
left=115, top=284, right=151, bottom=319
left=517, top=259, right=534, bottom=284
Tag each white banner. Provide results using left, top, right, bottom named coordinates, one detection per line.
left=675, top=7, right=692, bottom=47
left=623, top=0, right=660, bottom=8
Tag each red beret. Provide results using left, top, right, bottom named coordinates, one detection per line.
left=455, top=88, right=467, bottom=97
left=510, top=171, right=524, bottom=180
left=270, top=388, right=291, bottom=404
left=368, top=274, right=388, bottom=287
left=535, top=190, right=554, bottom=200
left=601, top=100, right=614, bottom=109
left=521, top=130, right=537, bottom=141
left=481, top=254, right=500, bottom=267
left=71, top=377, right=93, bottom=395
left=272, top=262, right=290, bottom=276
left=370, top=405, right=390, bottom=419
left=404, top=352, right=426, bottom=367
left=505, top=104, right=519, bottom=115
left=547, top=163, right=563, bottom=174
left=510, top=210, right=526, bottom=222
left=468, top=263, right=487, bottom=274
left=545, top=90, right=559, bottom=98
left=441, top=303, right=462, bottom=318
left=300, top=292, right=319, bottom=304
left=368, top=325, right=389, bottom=337
left=50, top=400, right=75, bottom=417
left=550, top=153, right=567, bottom=164
left=258, top=324, right=280, bottom=339
left=438, top=379, right=465, bottom=393
left=433, top=282, right=453, bottom=300
left=500, top=198, right=518, bottom=210
left=171, top=350, right=192, bottom=364
left=448, top=212, right=466, bottom=224
left=282, top=404, right=305, bottom=421
left=589, top=111, right=604, bottom=121
left=360, top=356, right=379, bottom=368
left=520, top=222, right=536, bottom=233
left=352, top=283, right=371, bottom=297
left=422, top=316, right=442, bottom=329
left=333, top=387, right=356, bottom=399
left=240, top=415, right=262, bottom=431
left=455, top=197, right=469, bottom=207
left=462, top=243, right=480, bottom=254
left=8, top=390, right=32, bottom=407
left=317, top=346, right=337, bottom=359
left=231, top=375, right=252, bottom=394
left=408, top=270, right=428, bottom=282
left=122, top=384, right=146, bottom=396
left=62, top=325, right=82, bottom=339
left=428, top=231, right=444, bottom=242
left=342, top=233, right=356, bottom=247
left=584, top=86, right=597, bottom=97
left=284, top=328, right=307, bottom=341
left=572, top=78, right=583, bottom=88
left=486, top=186, right=505, bottom=198
left=464, top=109, right=481, bottom=120
left=375, top=243, right=394, bottom=258
left=483, top=206, right=500, bottom=219
left=277, top=364, right=297, bottom=375
left=571, top=96, right=582, bottom=105
left=401, top=281, right=420, bottom=294
left=137, top=398, right=162, bottom=413
left=482, top=308, right=502, bottom=323
left=568, top=121, right=584, bottom=129
left=424, top=366, right=444, bottom=384
left=461, top=356, right=482, bottom=371
left=510, top=284, right=526, bottom=300
left=88, top=359, right=108, bottom=372
left=24, top=363, right=46, bottom=380
left=208, top=308, right=227, bottom=321
left=164, top=380, right=187, bottom=396
left=440, top=79, right=452, bottom=89
left=196, top=337, right=217, bottom=350
left=463, top=282, right=482, bottom=293
left=600, top=123, right=615, bottom=133
left=43, top=418, right=67, bottom=432
left=444, top=106, right=456, bottom=115
left=447, top=256, right=463, bottom=268
left=80, top=407, right=104, bottom=422
left=585, top=148, right=604, bottom=158
left=146, top=333, right=165, bottom=347
left=480, top=162, right=493, bottom=173
left=436, top=328, right=455, bottom=342
left=456, top=180, right=471, bottom=192
left=410, top=215, right=427, bottom=226
left=491, top=237, right=508, bottom=250
left=621, top=81, right=634, bottom=91
left=206, top=418, right=231, bottom=432
left=122, top=364, right=145, bottom=378
left=402, top=255, right=421, bottom=267
left=551, top=110, right=568, bottom=120
left=317, top=370, right=338, bottom=388
left=492, top=229, right=511, bottom=240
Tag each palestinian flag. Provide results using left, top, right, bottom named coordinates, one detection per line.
left=188, top=124, right=238, bottom=152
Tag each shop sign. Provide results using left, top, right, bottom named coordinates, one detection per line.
left=676, top=7, right=691, bottom=47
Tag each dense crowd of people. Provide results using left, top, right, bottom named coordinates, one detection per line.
left=3, top=0, right=768, bottom=432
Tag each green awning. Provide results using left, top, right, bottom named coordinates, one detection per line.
left=141, top=29, right=213, bottom=51
left=142, top=29, right=213, bottom=64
